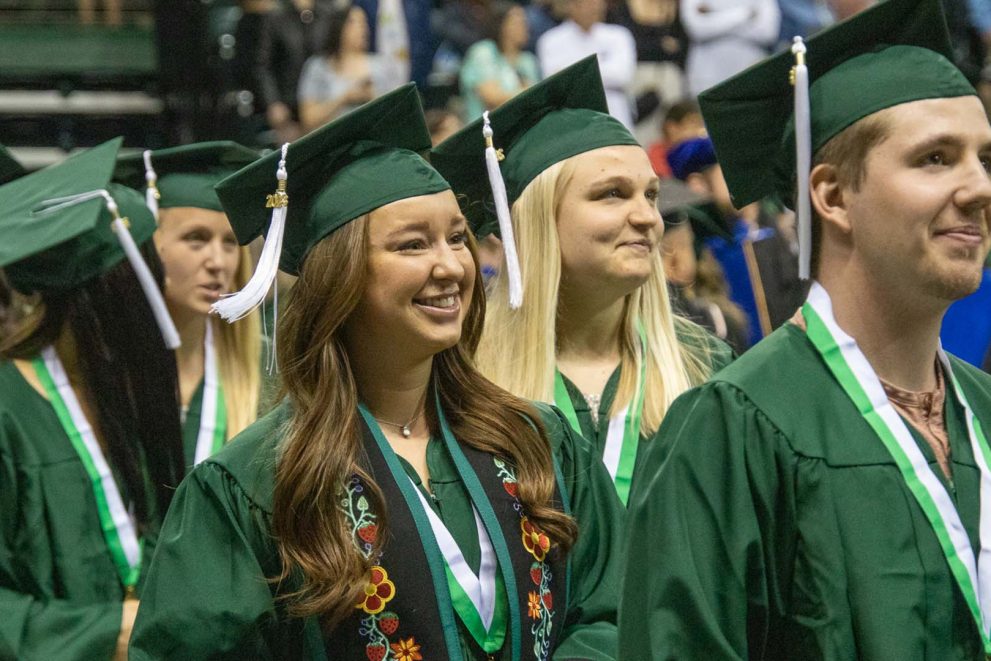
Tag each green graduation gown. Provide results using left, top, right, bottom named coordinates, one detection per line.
left=620, top=323, right=990, bottom=660
left=130, top=401, right=625, bottom=660
left=558, top=324, right=735, bottom=484
left=0, top=360, right=158, bottom=661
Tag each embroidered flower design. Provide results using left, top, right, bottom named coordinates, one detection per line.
left=390, top=636, right=423, bottom=661
left=356, top=566, right=395, bottom=614
left=527, top=591, right=542, bottom=619
left=521, top=516, right=551, bottom=562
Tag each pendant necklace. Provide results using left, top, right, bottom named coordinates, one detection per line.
left=374, top=405, right=424, bottom=438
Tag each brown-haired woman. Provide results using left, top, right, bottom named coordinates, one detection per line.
left=129, top=85, right=624, bottom=660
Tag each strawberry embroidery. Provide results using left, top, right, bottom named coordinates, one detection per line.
left=494, top=457, right=556, bottom=660
left=379, top=611, right=399, bottom=636
left=365, top=643, right=386, bottom=661
left=345, top=476, right=423, bottom=659
left=357, top=524, right=378, bottom=544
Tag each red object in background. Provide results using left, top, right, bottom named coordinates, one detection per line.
left=647, top=141, right=673, bottom=179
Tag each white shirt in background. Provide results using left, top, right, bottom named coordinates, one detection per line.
left=681, top=0, right=781, bottom=97
left=537, top=20, right=637, bottom=129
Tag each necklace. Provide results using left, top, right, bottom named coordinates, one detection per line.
left=374, top=409, right=423, bottom=438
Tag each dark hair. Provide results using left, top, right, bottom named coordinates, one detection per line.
left=664, top=99, right=701, bottom=125
left=487, top=1, right=523, bottom=48
left=321, top=4, right=360, bottom=59
left=1, top=242, right=184, bottom=529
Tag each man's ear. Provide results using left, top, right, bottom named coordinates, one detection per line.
left=809, top=163, right=851, bottom=234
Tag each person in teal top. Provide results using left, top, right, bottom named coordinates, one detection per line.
left=620, top=0, right=991, bottom=657
left=129, top=84, right=625, bottom=660
left=433, top=57, right=732, bottom=507
left=459, top=1, right=540, bottom=122
left=0, top=139, right=184, bottom=660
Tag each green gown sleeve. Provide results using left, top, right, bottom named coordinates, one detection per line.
left=128, top=461, right=291, bottom=660
left=0, top=418, right=122, bottom=661
left=542, top=406, right=626, bottom=661
left=619, top=383, right=789, bottom=660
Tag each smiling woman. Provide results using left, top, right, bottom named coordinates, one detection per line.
left=114, top=142, right=263, bottom=466
left=433, top=57, right=734, bottom=506
left=129, top=84, right=627, bottom=661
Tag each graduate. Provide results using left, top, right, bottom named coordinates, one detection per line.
left=129, top=84, right=625, bottom=660
left=431, top=58, right=733, bottom=506
left=620, top=0, right=991, bottom=657
left=0, top=139, right=184, bottom=660
left=115, top=142, right=263, bottom=467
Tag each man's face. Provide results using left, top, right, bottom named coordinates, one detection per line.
left=569, top=0, right=604, bottom=29
left=845, top=96, right=991, bottom=303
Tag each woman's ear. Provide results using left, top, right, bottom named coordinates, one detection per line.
left=809, top=163, right=851, bottom=234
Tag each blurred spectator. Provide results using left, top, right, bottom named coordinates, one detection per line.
left=646, top=99, right=704, bottom=178
left=609, top=0, right=687, bottom=143
left=776, top=0, right=832, bottom=45
left=425, top=108, right=464, bottom=145
left=537, top=0, right=637, bottom=128
left=670, top=136, right=804, bottom=346
left=432, top=0, right=492, bottom=58
left=354, top=0, right=436, bottom=86
left=459, top=2, right=539, bottom=121
left=680, top=0, right=780, bottom=97
left=663, top=215, right=750, bottom=354
left=256, top=0, right=334, bottom=143
left=298, top=5, right=391, bottom=133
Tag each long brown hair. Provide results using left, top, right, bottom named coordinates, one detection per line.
left=273, top=214, right=577, bottom=628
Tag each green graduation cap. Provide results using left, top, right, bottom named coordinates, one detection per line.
left=212, top=83, right=450, bottom=322
left=432, top=55, right=638, bottom=238
left=0, top=144, right=26, bottom=186
left=0, top=137, right=180, bottom=347
left=431, top=55, right=639, bottom=307
left=698, top=0, right=975, bottom=279
left=114, top=141, right=260, bottom=215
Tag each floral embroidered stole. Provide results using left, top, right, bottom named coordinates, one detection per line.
left=324, top=412, right=569, bottom=661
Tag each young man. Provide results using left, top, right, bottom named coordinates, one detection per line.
left=620, top=0, right=991, bottom=658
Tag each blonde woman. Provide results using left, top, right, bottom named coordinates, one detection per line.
left=116, top=142, right=262, bottom=466
left=433, top=57, right=732, bottom=505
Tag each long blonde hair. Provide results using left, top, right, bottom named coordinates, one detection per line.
left=215, top=244, right=261, bottom=438
left=476, top=156, right=714, bottom=436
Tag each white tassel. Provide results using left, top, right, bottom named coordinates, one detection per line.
left=143, top=150, right=160, bottom=223
left=791, top=37, right=812, bottom=280
left=482, top=112, right=523, bottom=309
left=34, top=189, right=181, bottom=349
left=211, top=143, right=290, bottom=323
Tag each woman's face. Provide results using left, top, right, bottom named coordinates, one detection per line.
left=154, top=207, right=240, bottom=321
left=346, top=189, right=476, bottom=362
left=500, top=7, right=529, bottom=49
left=555, top=145, right=662, bottom=298
left=342, top=6, right=369, bottom=52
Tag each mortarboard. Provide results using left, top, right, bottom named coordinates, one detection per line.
left=115, top=141, right=260, bottom=217
left=212, top=83, right=450, bottom=322
left=431, top=56, right=639, bottom=307
left=0, top=138, right=179, bottom=347
left=0, top=144, right=26, bottom=186
left=698, top=0, right=976, bottom=279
